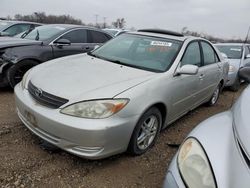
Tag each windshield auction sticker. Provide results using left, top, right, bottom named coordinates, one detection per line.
left=151, top=41, right=172, bottom=47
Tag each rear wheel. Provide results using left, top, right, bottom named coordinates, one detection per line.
left=7, top=60, right=38, bottom=88
left=207, top=84, right=221, bottom=106
left=128, top=107, right=162, bottom=155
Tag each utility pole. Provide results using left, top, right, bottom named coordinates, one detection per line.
left=103, top=17, right=106, bottom=28
left=94, top=14, right=99, bottom=27
left=245, top=26, right=250, bottom=43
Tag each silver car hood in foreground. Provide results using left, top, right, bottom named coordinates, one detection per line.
left=233, top=85, right=250, bottom=156
left=30, top=54, right=155, bottom=101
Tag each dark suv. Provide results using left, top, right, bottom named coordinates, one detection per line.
left=0, top=24, right=113, bottom=88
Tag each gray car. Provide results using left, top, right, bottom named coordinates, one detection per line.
left=215, top=43, right=250, bottom=91
left=14, top=29, right=228, bottom=159
left=164, top=64, right=250, bottom=188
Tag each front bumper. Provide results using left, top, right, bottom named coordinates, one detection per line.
left=15, top=84, right=139, bottom=159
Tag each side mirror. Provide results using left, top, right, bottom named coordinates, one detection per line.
left=239, top=63, right=250, bottom=83
left=221, top=53, right=228, bottom=59
left=54, top=38, right=71, bottom=46
left=245, top=54, right=250, bottom=59
left=176, top=64, right=199, bottom=75
left=94, top=45, right=100, bottom=50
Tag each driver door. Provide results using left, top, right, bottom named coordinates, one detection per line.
left=52, top=29, right=90, bottom=58
left=169, top=41, right=201, bottom=121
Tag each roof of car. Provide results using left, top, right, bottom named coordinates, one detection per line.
left=215, top=43, right=250, bottom=46
left=0, top=20, right=42, bottom=25
left=127, top=29, right=195, bottom=41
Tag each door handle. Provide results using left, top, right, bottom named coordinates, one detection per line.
left=199, top=74, right=205, bottom=80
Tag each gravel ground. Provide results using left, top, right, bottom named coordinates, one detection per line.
left=0, top=85, right=246, bottom=188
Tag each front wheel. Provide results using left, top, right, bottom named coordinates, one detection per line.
left=7, top=60, right=38, bottom=88
left=207, top=84, right=221, bottom=106
left=128, top=107, right=162, bottom=155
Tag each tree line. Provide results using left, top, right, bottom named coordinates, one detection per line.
left=1, top=12, right=248, bottom=42
left=2, top=12, right=126, bottom=29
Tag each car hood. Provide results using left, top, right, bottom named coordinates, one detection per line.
left=228, top=59, right=241, bottom=69
left=233, top=85, right=250, bottom=156
left=0, top=37, right=42, bottom=49
left=29, top=54, right=155, bottom=102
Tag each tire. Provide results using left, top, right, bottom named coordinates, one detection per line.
left=128, top=107, right=162, bottom=155
left=207, top=84, right=221, bottom=106
left=7, top=60, right=38, bottom=88
left=0, top=69, right=9, bottom=88
left=230, top=77, right=240, bottom=92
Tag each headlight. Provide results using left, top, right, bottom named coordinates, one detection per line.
left=229, top=65, right=236, bottom=72
left=178, top=138, right=216, bottom=188
left=60, top=99, right=129, bottom=119
left=21, top=69, right=32, bottom=89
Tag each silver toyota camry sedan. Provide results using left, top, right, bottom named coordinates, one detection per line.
left=164, top=64, right=250, bottom=188
left=15, top=29, right=228, bottom=159
left=215, top=43, right=250, bottom=91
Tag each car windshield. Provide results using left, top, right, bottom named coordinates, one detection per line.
left=216, top=45, right=242, bottom=59
left=24, top=25, right=66, bottom=41
left=91, top=34, right=182, bottom=72
left=0, top=21, right=12, bottom=31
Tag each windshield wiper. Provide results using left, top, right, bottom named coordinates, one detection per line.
left=35, top=29, right=40, bottom=41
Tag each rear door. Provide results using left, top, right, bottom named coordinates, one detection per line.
left=195, top=41, right=222, bottom=103
left=52, top=29, right=89, bottom=58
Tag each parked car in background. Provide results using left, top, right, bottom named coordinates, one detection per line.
left=0, top=20, right=41, bottom=37
left=215, top=43, right=250, bottom=91
left=164, top=63, right=250, bottom=188
left=0, top=24, right=113, bottom=88
left=15, top=29, right=228, bottom=159
left=103, top=28, right=129, bottom=37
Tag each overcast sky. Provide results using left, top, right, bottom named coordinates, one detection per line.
left=1, top=0, right=249, bottom=39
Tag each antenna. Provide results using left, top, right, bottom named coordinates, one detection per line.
left=244, top=26, right=250, bottom=44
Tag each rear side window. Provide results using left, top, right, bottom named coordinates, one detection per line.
left=89, top=30, right=111, bottom=43
left=181, top=42, right=201, bottom=67
left=201, top=42, right=218, bottom=65
left=60, top=29, right=87, bottom=43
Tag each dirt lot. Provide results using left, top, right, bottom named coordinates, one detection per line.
left=0, top=85, right=246, bottom=188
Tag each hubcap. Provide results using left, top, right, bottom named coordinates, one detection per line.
left=137, top=115, right=158, bottom=150
left=211, top=87, right=219, bottom=104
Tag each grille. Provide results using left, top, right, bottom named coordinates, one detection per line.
left=28, top=81, right=68, bottom=109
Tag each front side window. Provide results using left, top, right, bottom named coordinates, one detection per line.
left=201, top=42, right=218, bottom=65
left=181, top=42, right=201, bottom=67
left=216, top=45, right=242, bottom=59
left=60, top=29, right=87, bottom=43
left=91, top=34, right=182, bottom=72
